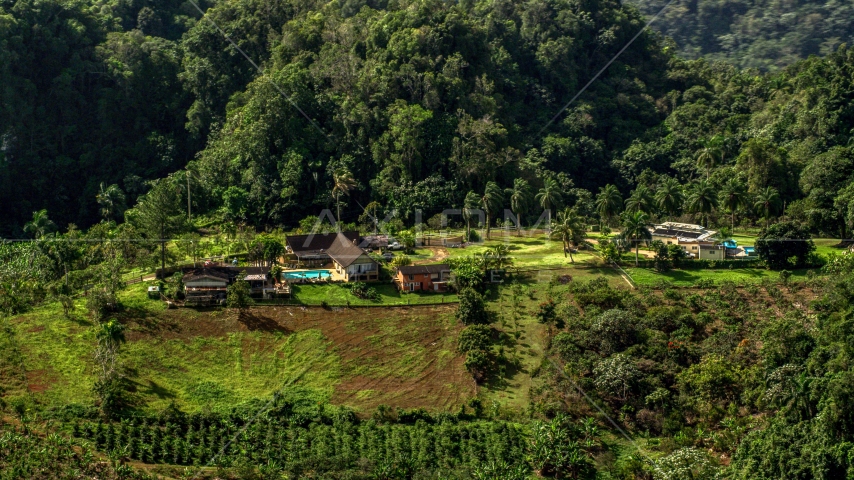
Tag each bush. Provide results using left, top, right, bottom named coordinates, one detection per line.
left=458, top=325, right=493, bottom=353
left=464, top=349, right=492, bottom=382
left=755, top=221, right=815, bottom=270
left=349, top=282, right=379, bottom=300
left=590, top=309, right=640, bottom=355
left=456, top=288, right=489, bottom=325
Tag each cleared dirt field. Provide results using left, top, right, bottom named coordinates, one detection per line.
left=4, top=285, right=474, bottom=414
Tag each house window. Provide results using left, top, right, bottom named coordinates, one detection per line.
left=408, top=274, right=414, bottom=281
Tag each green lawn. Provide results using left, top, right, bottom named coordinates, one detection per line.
left=291, top=283, right=458, bottom=306
left=446, top=234, right=601, bottom=267
left=625, top=266, right=812, bottom=286
left=813, top=238, right=848, bottom=257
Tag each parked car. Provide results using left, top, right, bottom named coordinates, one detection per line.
left=388, top=241, right=404, bottom=251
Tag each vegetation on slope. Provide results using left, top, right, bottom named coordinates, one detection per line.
left=631, top=0, right=854, bottom=70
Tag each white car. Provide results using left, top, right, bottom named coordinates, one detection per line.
left=388, top=241, right=404, bottom=251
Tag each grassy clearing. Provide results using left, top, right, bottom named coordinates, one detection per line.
left=625, top=266, right=813, bottom=286
left=813, top=238, right=849, bottom=257
left=478, top=266, right=628, bottom=412
left=446, top=234, right=601, bottom=267
left=291, top=283, right=458, bottom=306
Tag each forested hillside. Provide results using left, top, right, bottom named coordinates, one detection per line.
left=632, top=0, right=854, bottom=70
left=4, top=0, right=854, bottom=238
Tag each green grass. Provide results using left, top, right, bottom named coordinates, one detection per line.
left=4, top=285, right=340, bottom=412
left=625, top=266, right=812, bottom=286
left=4, top=281, right=472, bottom=413
left=291, top=283, right=458, bottom=306
left=813, top=238, right=848, bottom=257
left=446, top=234, right=601, bottom=267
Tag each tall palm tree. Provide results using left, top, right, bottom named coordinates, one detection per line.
left=595, top=184, right=623, bottom=228
left=621, top=211, right=652, bottom=266
left=719, top=178, right=749, bottom=232
left=96, top=183, right=126, bottom=220
left=551, top=208, right=585, bottom=263
left=505, top=178, right=532, bottom=236
left=686, top=180, right=719, bottom=228
left=624, top=185, right=654, bottom=214
left=535, top=177, right=562, bottom=232
left=361, top=201, right=382, bottom=235
left=695, top=136, right=724, bottom=180
left=655, top=177, right=684, bottom=221
left=331, top=168, right=357, bottom=227
left=463, top=191, right=480, bottom=241
left=23, top=209, right=56, bottom=239
left=754, top=186, right=781, bottom=229
left=480, top=181, right=505, bottom=239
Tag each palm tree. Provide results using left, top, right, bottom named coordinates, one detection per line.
left=505, top=178, right=532, bottom=235
left=754, top=186, right=781, bottom=229
left=23, top=209, right=56, bottom=239
left=331, top=168, right=357, bottom=227
left=96, top=183, right=126, bottom=220
left=624, top=185, right=654, bottom=214
left=719, top=178, right=749, bottom=232
left=463, top=191, right=480, bottom=241
left=621, top=211, right=652, bottom=266
left=480, top=181, right=505, bottom=239
left=695, top=136, right=724, bottom=180
left=551, top=208, right=585, bottom=263
left=686, top=180, right=719, bottom=228
left=535, top=178, right=562, bottom=232
left=655, top=177, right=684, bottom=221
left=595, top=184, right=622, bottom=228
left=361, top=201, right=382, bottom=235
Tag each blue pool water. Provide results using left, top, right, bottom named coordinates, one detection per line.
left=283, top=270, right=332, bottom=280
left=743, top=247, right=755, bottom=254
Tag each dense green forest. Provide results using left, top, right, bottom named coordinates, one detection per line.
left=3, top=0, right=854, bottom=236
left=631, top=0, right=854, bottom=70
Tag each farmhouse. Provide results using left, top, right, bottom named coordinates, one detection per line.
left=395, top=264, right=451, bottom=292
left=285, top=231, right=360, bottom=265
left=183, top=269, right=229, bottom=295
left=649, top=222, right=724, bottom=260
left=325, top=233, right=379, bottom=282
left=182, top=266, right=279, bottom=303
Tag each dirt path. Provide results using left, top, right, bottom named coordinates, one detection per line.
left=413, top=247, right=450, bottom=265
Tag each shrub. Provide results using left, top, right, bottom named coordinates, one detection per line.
left=389, top=255, right=412, bottom=267
left=464, top=349, right=492, bottom=382
left=755, top=221, right=815, bottom=270
left=456, top=288, right=489, bottom=325
left=593, top=354, right=641, bottom=401
left=590, top=309, right=640, bottom=355
left=350, top=282, right=379, bottom=300
left=458, top=325, right=492, bottom=353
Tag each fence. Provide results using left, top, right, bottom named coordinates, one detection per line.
left=180, top=296, right=459, bottom=309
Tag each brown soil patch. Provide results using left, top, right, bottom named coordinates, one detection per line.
left=26, top=369, right=52, bottom=392
left=413, top=247, right=450, bottom=265
left=121, top=304, right=474, bottom=412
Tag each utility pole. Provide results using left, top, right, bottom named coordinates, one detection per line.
left=187, top=170, right=191, bottom=222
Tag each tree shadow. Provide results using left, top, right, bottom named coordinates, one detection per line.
left=137, top=379, right=176, bottom=400
left=239, top=312, right=292, bottom=334
left=65, top=314, right=92, bottom=327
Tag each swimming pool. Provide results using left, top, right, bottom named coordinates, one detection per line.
left=283, top=270, right=332, bottom=280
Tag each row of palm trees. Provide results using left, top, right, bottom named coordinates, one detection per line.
left=460, top=178, right=565, bottom=240
left=596, top=178, right=782, bottom=230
